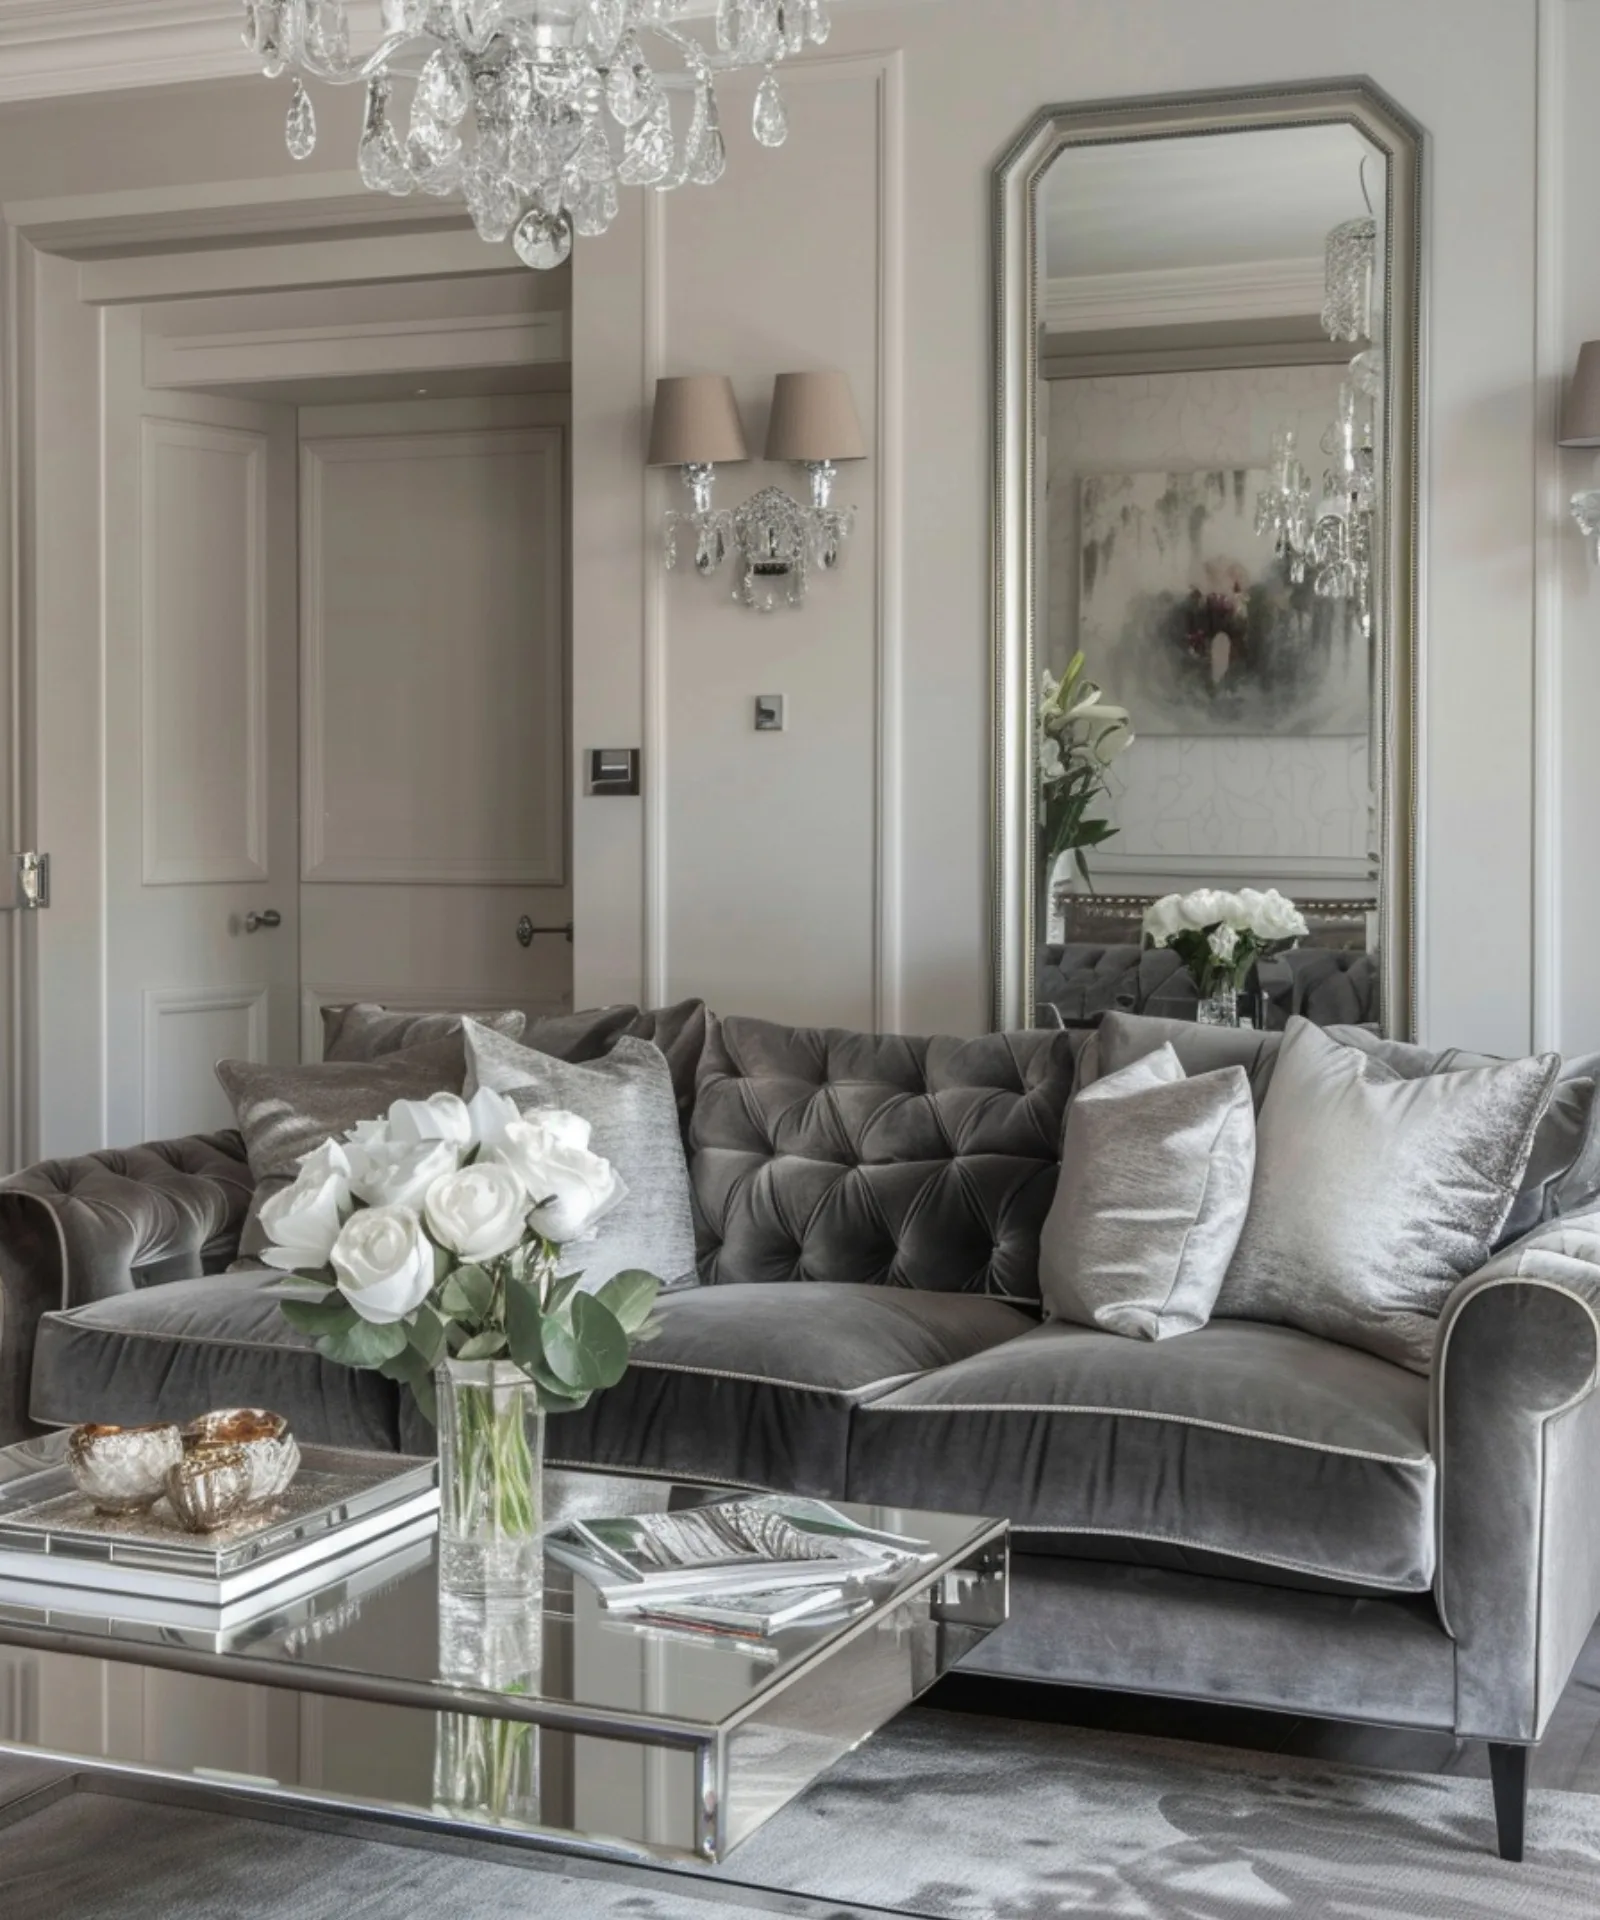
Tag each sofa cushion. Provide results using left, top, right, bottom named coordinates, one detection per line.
left=320, top=1003, right=525, bottom=1062
left=519, top=1002, right=708, bottom=1137
left=1219, top=1018, right=1559, bottom=1373
left=846, top=1318, right=1436, bottom=1593
left=463, top=1025, right=697, bottom=1289
left=30, top=1273, right=403, bottom=1452
left=690, top=1016, right=1083, bottom=1302
left=548, top=1281, right=1036, bottom=1497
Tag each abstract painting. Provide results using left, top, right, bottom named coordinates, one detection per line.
left=1078, top=469, right=1369, bottom=737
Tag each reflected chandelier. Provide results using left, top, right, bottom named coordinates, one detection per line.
left=244, top=2, right=831, bottom=270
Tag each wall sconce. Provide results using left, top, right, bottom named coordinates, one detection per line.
left=734, top=370, right=868, bottom=613
left=651, top=368, right=866, bottom=613
left=648, top=374, right=750, bottom=577
left=1559, top=341, right=1600, bottom=561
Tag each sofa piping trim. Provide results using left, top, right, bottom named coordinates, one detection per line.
left=860, top=1397, right=1431, bottom=1467
left=626, top=1356, right=936, bottom=1400
left=1004, top=1522, right=1432, bottom=1592
left=1431, top=1272, right=1600, bottom=1645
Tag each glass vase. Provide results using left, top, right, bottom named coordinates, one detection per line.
left=434, top=1588, right=543, bottom=1828
left=435, top=1358, right=545, bottom=1599
left=1196, top=985, right=1241, bottom=1028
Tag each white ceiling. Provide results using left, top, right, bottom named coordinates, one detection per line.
left=1042, top=123, right=1382, bottom=281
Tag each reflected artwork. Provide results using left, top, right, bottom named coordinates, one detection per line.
left=1077, top=468, right=1368, bottom=737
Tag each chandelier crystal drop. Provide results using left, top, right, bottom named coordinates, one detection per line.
left=246, top=0, right=829, bottom=268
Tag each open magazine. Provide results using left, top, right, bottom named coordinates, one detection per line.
left=545, top=1496, right=933, bottom=1619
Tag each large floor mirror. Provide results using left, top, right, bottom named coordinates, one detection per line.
left=992, top=82, right=1422, bottom=1037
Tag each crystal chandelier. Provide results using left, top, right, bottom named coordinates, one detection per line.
left=244, top=2, right=831, bottom=270
left=1255, top=197, right=1382, bottom=639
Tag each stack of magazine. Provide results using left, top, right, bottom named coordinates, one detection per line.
left=546, top=1496, right=933, bottom=1642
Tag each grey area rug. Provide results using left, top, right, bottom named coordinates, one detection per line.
left=4, top=1708, right=1600, bottom=1920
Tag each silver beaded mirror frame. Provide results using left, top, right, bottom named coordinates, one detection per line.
left=990, top=80, right=1423, bottom=1037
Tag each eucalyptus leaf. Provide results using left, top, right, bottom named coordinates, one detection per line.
left=595, top=1269, right=661, bottom=1336
left=544, top=1270, right=586, bottom=1317
left=379, top=1345, right=428, bottom=1387
left=439, top=1265, right=495, bottom=1322
left=409, top=1372, right=439, bottom=1427
left=317, top=1316, right=409, bottom=1369
left=456, top=1330, right=509, bottom=1362
left=408, top=1302, right=449, bottom=1369
left=571, top=1290, right=630, bottom=1388
left=280, top=1296, right=359, bottom=1338
left=504, top=1275, right=547, bottom=1372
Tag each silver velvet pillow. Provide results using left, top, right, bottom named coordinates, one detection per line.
left=463, top=1021, right=697, bottom=1291
left=1093, top=1011, right=1283, bottom=1110
left=321, top=1003, right=525, bottom=1063
left=217, top=1035, right=469, bottom=1260
left=1040, top=1044, right=1255, bottom=1341
left=1217, top=1018, right=1560, bottom=1372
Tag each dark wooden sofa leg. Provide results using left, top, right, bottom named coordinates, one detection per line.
left=1488, top=1743, right=1530, bottom=1861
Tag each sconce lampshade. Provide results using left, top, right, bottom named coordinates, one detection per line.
left=1560, top=342, right=1600, bottom=447
left=648, top=375, right=750, bottom=467
left=765, top=371, right=868, bottom=463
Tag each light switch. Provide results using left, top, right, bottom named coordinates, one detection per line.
left=586, top=748, right=641, bottom=796
left=754, top=695, right=786, bottom=732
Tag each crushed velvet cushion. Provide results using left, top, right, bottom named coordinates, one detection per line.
left=320, top=1003, right=526, bottom=1062
left=1218, top=1019, right=1559, bottom=1371
left=1040, top=1046, right=1254, bottom=1341
left=691, top=1016, right=1084, bottom=1302
left=547, top=1282, right=1035, bottom=1496
left=517, top=1002, right=707, bottom=1137
left=463, top=1023, right=697, bottom=1289
left=216, top=1038, right=468, bottom=1260
left=846, top=1317, right=1436, bottom=1594
left=1093, top=1011, right=1593, bottom=1251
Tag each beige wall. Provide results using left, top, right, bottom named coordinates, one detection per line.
left=0, top=0, right=1578, bottom=1065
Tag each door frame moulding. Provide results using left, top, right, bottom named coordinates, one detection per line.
left=6, top=174, right=572, bottom=1160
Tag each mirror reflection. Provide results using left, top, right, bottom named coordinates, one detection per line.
left=1029, top=117, right=1395, bottom=1033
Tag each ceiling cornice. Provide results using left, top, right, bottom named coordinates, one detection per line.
left=0, top=0, right=902, bottom=102
left=1045, top=258, right=1328, bottom=334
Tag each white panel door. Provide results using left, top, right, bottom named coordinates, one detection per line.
left=297, top=398, right=570, bottom=1054
left=102, top=309, right=301, bottom=1147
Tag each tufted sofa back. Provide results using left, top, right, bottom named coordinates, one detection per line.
left=690, top=1016, right=1084, bottom=1303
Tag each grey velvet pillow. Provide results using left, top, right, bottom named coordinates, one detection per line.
left=1217, top=1018, right=1559, bottom=1372
left=321, top=1003, right=525, bottom=1063
left=1092, top=1011, right=1284, bottom=1108
left=217, top=1036, right=469, bottom=1260
left=1324, top=1027, right=1600, bottom=1243
left=463, top=1021, right=697, bottom=1291
left=1041, top=1045, right=1255, bottom=1341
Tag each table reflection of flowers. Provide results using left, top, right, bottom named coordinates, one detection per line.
left=434, top=1589, right=544, bottom=1829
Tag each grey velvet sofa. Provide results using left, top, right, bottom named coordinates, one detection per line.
left=2, top=1005, right=1596, bottom=1863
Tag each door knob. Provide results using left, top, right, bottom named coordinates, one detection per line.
left=517, top=917, right=574, bottom=947
left=244, top=909, right=283, bottom=933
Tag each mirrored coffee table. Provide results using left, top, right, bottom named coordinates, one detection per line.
left=0, top=1439, right=1007, bottom=1863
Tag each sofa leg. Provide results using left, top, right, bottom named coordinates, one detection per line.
left=1488, top=1742, right=1530, bottom=1862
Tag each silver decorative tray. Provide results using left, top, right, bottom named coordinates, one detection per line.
left=0, top=1443, right=437, bottom=1603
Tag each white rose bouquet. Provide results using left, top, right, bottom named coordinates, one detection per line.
left=1039, top=653, right=1134, bottom=886
left=264, top=1088, right=661, bottom=1426
left=1142, top=887, right=1310, bottom=1004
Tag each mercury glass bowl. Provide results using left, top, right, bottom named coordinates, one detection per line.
left=66, top=1422, right=184, bottom=1514
left=165, top=1446, right=255, bottom=1533
left=181, top=1409, right=300, bottom=1506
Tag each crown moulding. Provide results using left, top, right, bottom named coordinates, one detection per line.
left=0, top=0, right=866, bottom=102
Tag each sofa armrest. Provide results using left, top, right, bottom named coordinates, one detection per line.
left=0, top=1133, right=255, bottom=1444
left=1434, top=1216, right=1600, bottom=1741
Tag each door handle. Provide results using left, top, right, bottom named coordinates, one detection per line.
left=517, top=917, right=574, bottom=948
left=244, top=909, right=283, bottom=933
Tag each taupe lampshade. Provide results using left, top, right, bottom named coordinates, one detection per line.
left=764, top=370, right=868, bottom=463
left=1560, top=342, right=1600, bottom=447
left=647, top=375, right=750, bottom=467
